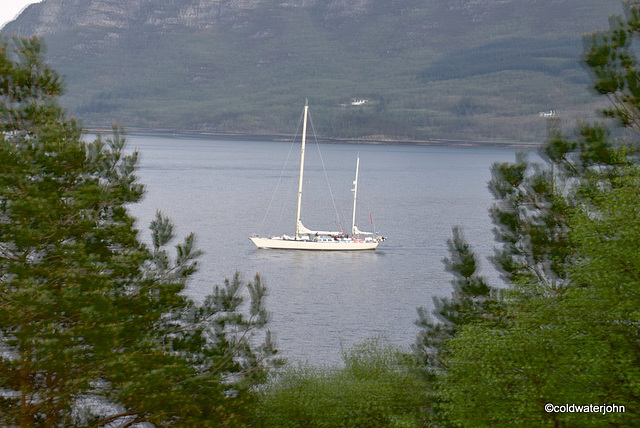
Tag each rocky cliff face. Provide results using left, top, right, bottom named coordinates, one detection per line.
left=7, top=0, right=373, bottom=35
left=4, top=0, right=607, bottom=46
left=9, top=0, right=268, bottom=34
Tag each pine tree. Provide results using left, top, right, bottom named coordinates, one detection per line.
left=0, top=35, right=279, bottom=427
left=413, top=226, right=498, bottom=425
left=414, top=227, right=494, bottom=377
left=426, top=2, right=640, bottom=425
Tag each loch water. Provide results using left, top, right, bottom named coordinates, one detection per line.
left=123, top=134, right=526, bottom=365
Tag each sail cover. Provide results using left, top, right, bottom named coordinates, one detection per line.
left=352, top=225, right=373, bottom=235
left=297, top=221, right=342, bottom=236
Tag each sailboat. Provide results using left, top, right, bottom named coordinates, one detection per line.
left=249, top=102, right=386, bottom=250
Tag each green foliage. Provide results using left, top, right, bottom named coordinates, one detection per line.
left=583, top=1, right=640, bottom=134
left=414, top=226, right=500, bottom=424
left=436, top=116, right=640, bottom=424
left=254, top=339, right=427, bottom=428
left=418, top=2, right=640, bottom=426
left=415, top=226, right=496, bottom=360
left=488, top=150, right=572, bottom=288
left=439, top=167, right=640, bottom=427
left=0, top=35, right=280, bottom=427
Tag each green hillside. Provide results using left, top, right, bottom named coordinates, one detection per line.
left=1, top=0, right=622, bottom=142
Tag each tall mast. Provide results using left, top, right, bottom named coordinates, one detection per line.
left=351, top=154, right=360, bottom=236
left=295, top=100, right=309, bottom=239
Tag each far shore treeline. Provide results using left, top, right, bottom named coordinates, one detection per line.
left=1, top=1, right=640, bottom=426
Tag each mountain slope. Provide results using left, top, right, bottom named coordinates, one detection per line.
left=2, top=0, right=622, bottom=142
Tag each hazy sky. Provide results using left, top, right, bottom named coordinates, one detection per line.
left=1, top=0, right=41, bottom=29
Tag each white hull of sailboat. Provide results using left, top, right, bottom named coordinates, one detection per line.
left=249, top=236, right=378, bottom=251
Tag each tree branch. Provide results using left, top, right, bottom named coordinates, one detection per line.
left=92, top=411, right=140, bottom=428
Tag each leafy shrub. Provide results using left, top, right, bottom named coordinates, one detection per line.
left=253, top=338, right=426, bottom=428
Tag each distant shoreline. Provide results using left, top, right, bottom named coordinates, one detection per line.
left=83, top=127, right=540, bottom=149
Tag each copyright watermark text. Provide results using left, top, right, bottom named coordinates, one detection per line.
left=545, top=403, right=625, bottom=415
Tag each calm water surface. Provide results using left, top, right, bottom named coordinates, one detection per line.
left=124, top=134, right=524, bottom=365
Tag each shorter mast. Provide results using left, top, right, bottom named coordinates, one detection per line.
left=351, top=154, right=360, bottom=236
left=294, top=100, right=309, bottom=240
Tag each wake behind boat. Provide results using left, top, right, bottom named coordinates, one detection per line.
left=249, top=102, right=385, bottom=251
